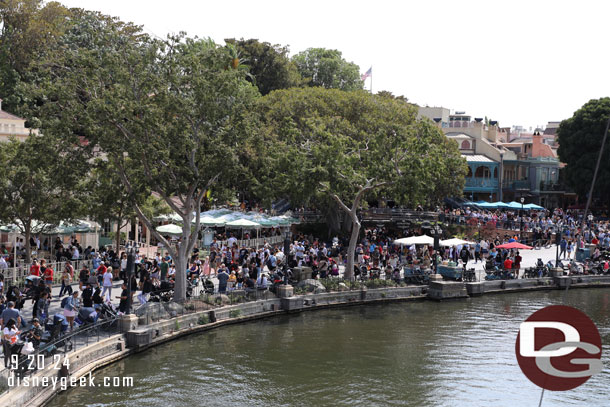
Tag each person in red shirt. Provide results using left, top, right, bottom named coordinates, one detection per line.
left=43, top=266, right=54, bottom=296
left=503, top=257, right=513, bottom=270
left=30, top=259, right=40, bottom=276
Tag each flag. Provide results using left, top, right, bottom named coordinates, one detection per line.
left=361, top=67, right=372, bottom=81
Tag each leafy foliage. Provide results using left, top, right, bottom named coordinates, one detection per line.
left=21, top=11, right=259, bottom=300
left=256, top=87, right=466, bottom=208
left=225, top=38, right=302, bottom=95
left=0, top=134, right=85, bottom=262
left=557, top=98, right=610, bottom=202
left=256, top=87, right=466, bottom=278
left=0, top=0, right=70, bottom=112
left=292, top=48, right=363, bottom=91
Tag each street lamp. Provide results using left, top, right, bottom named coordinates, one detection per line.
left=432, top=224, right=442, bottom=274
left=555, top=225, right=561, bottom=267
left=283, top=227, right=291, bottom=284
left=125, top=241, right=139, bottom=314
left=520, top=197, right=525, bottom=238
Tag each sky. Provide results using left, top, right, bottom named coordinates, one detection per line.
left=58, top=0, right=610, bottom=130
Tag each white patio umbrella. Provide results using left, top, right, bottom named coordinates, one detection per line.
left=393, top=235, right=434, bottom=246
left=440, top=238, right=475, bottom=247
left=155, top=224, right=183, bottom=235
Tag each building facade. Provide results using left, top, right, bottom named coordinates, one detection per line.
left=0, top=99, right=37, bottom=142
left=418, top=107, right=573, bottom=207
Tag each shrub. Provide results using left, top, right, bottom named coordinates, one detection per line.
left=229, top=309, right=241, bottom=318
left=198, top=314, right=209, bottom=325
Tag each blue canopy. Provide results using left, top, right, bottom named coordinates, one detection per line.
left=524, top=203, right=544, bottom=210
left=493, top=201, right=511, bottom=209
left=475, top=202, right=498, bottom=209
left=505, top=201, right=524, bottom=209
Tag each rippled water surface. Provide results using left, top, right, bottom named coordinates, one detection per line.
left=48, top=289, right=610, bottom=407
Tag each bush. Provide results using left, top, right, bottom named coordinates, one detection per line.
left=198, top=314, right=209, bottom=325
left=229, top=309, right=241, bottom=318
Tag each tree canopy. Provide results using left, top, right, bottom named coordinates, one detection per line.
left=0, top=133, right=85, bottom=262
left=256, top=87, right=467, bottom=277
left=292, top=48, right=363, bottom=91
left=224, top=38, right=302, bottom=95
left=0, top=0, right=69, bottom=112
left=557, top=97, right=610, bottom=202
left=22, top=10, right=260, bottom=300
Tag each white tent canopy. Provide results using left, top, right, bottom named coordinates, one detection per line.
left=225, top=219, right=261, bottom=229
left=155, top=224, right=183, bottom=235
left=440, top=238, right=475, bottom=247
left=393, top=235, right=434, bottom=246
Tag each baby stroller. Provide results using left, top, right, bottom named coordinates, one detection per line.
left=149, top=281, right=174, bottom=302
left=75, top=307, right=99, bottom=326
left=202, top=279, right=215, bottom=295
left=41, top=314, right=71, bottom=355
left=99, top=302, right=118, bottom=319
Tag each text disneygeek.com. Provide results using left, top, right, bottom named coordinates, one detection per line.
left=8, top=372, right=134, bottom=391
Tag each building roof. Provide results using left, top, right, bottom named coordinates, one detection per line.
left=0, top=110, right=23, bottom=120
left=461, top=154, right=495, bottom=163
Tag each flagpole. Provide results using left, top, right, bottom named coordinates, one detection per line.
left=370, top=70, right=373, bottom=93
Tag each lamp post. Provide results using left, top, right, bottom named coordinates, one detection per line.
left=555, top=225, right=561, bottom=267
left=283, top=227, right=291, bottom=284
left=432, top=224, right=442, bottom=274
left=520, top=197, right=525, bottom=238
left=125, top=241, right=138, bottom=314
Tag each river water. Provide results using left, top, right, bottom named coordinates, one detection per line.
left=48, top=289, right=609, bottom=407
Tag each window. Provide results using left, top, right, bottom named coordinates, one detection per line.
left=461, top=140, right=470, bottom=149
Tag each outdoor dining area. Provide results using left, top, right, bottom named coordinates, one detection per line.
left=154, top=209, right=300, bottom=249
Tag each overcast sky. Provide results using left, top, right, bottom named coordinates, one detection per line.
left=59, top=0, right=609, bottom=130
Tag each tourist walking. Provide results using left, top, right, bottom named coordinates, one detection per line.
left=63, top=291, right=80, bottom=330
left=102, top=267, right=113, bottom=302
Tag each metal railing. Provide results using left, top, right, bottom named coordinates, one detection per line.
left=1, top=259, right=93, bottom=287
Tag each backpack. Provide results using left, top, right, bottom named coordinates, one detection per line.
left=61, top=296, right=69, bottom=308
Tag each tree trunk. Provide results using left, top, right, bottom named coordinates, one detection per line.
left=24, top=223, right=31, bottom=265
left=173, top=241, right=187, bottom=302
left=344, top=210, right=360, bottom=281
left=115, top=215, right=122, bottom=254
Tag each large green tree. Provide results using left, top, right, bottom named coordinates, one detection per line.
left=0, top=0, right=69, bottom=112
left=557, top=98, right=610, bottom=203
left=22, top=11, right=259, bottom=301
left=292, top=48, right=363, bottom=91
left=0, top=134, right=85, bottom=263
left=256, top=88, right=466, bottom=278
left=224, top=38, right=302, bottom=95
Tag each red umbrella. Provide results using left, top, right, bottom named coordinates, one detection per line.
left=496, top=242, right=533, bottom=250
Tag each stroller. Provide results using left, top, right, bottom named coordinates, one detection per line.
left=202, top=279, right=215, bottom=295
left=149, top=281, right=174, bottom=302
left=41, top=314, right=71, bottom=355
left=75, top=307, right=99, bottom=326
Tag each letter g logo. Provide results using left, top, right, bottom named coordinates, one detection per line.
left=515, top=305, right=603, bottom=391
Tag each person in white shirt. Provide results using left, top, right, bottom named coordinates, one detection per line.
left=0, top=257, right=7, bottom=270
left=102, top=268, right=113, bottom=301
